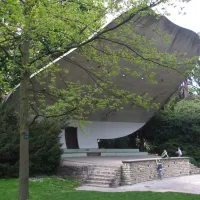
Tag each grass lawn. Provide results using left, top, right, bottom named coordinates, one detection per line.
left=0, top=177, right=199, bottom=200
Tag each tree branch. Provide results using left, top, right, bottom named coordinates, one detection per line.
left=65, top=1, right=163, bottom=50
left=98, top=36, right=187, bottom=77
left=0, top=45, right=13, bottom=59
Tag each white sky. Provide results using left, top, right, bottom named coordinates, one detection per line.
left=160, top=0, right=200, bottom=33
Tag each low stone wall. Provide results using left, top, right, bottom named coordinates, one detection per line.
left=121, top=157, right=190, bottom=185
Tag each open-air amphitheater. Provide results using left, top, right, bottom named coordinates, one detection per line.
left=8, top=12, right=200, bottom=187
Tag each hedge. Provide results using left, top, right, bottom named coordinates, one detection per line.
left=0, top=105, right=63, bottom=177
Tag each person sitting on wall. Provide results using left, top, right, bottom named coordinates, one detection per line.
left=161, top=150, right=169, bottom=158
left=176, top=147, right=182, bottom=157
left=156, top=159, right=163, bottom=179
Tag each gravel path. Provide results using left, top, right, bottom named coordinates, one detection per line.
left=77, top=175, right=200, bottom=194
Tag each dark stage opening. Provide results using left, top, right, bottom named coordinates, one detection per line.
left=65, top=127, right=79, bottom=149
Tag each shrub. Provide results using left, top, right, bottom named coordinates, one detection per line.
left=189, top=157, right=197, bottom=166
left=0, top=105, right=63, bottom=178
left=144, top=97, right=200, bottom=166
left=29, top=119, right=63, bottom=175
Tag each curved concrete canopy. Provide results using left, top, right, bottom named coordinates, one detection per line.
left=8, top=15, right=200, bottom=125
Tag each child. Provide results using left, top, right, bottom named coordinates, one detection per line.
left=161, top=150, right=169, bottom=158
left=156, top=159, right=163, bottom=179
left=176, top=147, right=182, bottom=157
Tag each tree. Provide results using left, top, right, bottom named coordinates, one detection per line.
left=181, top=34, right=200, bottom=97
left=187, top=59, right=200, bottom=95
left=143, top=96, right=200, bottom=165
left=0, top=0, right=195, bottom=200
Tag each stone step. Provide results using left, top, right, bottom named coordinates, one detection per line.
left=91, top=170, right=118, bottom=175
left=92, top=167, right=120, bottom=172
left=86, top=179, right=112, bottom=185
left=192, top=167, right=199, bottom=169
left=63, top=148, right=140, bottom=153
left=58, top=167, right=119, bottom=176
left=191, top=169, right=200, bottom=172
left=61, top=150, right=148, bottom=158
left=88, top=175, right=114, bottom=181
left=101, top=152, right=148, bottom=156
left=190, top=171, right=200, bottom=175
left=92, top=167, right=119, bottom=172
left=191, top=168, right=199, bottom=171
left=92, top=166, right=120, bottom=170
left=62, top=153, right=148, bottom=158
left=84, top=183, right=110, bottom=188
left=61, top=153, right=87, bottom=158
left=189, top=164, right=200, bottom=174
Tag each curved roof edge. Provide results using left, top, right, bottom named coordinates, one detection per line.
left=5, top=14, right=200, bottom=102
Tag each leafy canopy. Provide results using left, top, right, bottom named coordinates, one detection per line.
left=0, top=0, right=196, bottom=121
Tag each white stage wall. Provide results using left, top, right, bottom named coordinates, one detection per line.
left=60, top=121, right=145, bottom=149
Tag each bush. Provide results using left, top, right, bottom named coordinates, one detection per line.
left=0, top=105, right=63, bottom=178
left=189, top=157, right=197, bottom=166
left=144, top=97, right=200, bottom=166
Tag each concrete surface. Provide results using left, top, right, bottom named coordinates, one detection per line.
left=61, top=155, right=159, bottom=166
left=77, top=175, right=200, bottom=194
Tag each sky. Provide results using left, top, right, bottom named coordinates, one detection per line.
left=107, top=0, right=200, bottom=34
left=159, top=0, right=200, bottom=33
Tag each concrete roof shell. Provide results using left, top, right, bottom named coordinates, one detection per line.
left=7, top=15, right=200, bottom=123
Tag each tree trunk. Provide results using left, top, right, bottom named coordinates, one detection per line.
left=19, top=41, right=30, bottom=200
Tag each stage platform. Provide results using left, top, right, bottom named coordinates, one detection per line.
left=61, top=148, right=149, bottom=158
left=61, top=155, right=160, bottom=166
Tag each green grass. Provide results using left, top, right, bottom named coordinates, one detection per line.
left=0, top=177, right=199, bottom=200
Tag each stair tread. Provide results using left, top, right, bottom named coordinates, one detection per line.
left=92, top=171, right=117, bottom=174
left=93, top=167, right=119, bottom=170
left=91, top=171, right=118, bottom=174
left=86, top=179, right=112, bottom=184
left=89, top=175, right=115, bottom=178
left=88, top=176, right=114, bottom=181
left=84, top=184, right=110, bottom=188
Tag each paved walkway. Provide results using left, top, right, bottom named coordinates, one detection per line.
left=77, top=175, right=200, bottom=194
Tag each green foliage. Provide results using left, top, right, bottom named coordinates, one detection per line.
left=0, top=0, right=107, bottom=94
left=189, top=157, right=197, bottom=166
left=0, top=106, right=63, bottom=178
left=29, top=119, right=63, bottom=175
left=144, top=97, right=200, bottom=166
left=0, top=1, right=195, bottom=198
left=0, top=0, right=195, bottom=121
left=187, top=59, right=200, bottom=95
left=1, top=178, right=200, bottom=200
